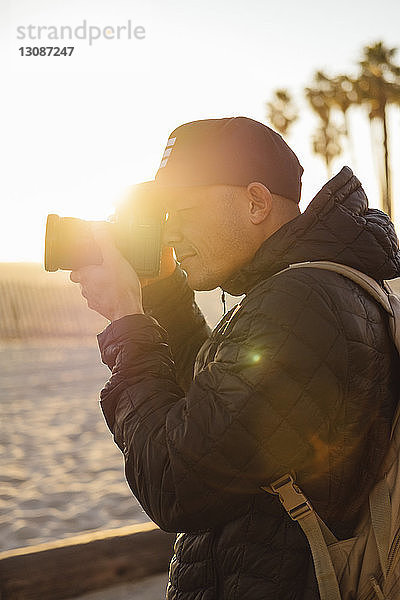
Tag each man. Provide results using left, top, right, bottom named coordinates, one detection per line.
left=71, top=117, right=400, bottom=599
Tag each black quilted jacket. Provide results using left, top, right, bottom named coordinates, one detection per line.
left=98, top=167, right=400, bottom=599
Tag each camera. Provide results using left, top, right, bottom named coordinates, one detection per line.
left=44, top=181, right=165, bottom=278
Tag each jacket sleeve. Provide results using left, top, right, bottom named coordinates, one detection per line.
left=98, top=270, right=348, bottom=533
left=141, top=266, right=211, bottom=391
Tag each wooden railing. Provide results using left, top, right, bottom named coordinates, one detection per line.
left=0, top=523, right=174, bottom=600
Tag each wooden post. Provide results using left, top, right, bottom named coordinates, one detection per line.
left=0, top=522, right=175, bottom=600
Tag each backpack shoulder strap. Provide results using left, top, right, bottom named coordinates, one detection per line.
left=274, top=260, right=400, bottom=352
left=266, top=260, right=400, bottom=600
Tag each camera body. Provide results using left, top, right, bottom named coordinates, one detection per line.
left=44, top=182, right=164, bottom=278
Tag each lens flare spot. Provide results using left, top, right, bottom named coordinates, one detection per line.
left=251, top=353, right=261, bottom=363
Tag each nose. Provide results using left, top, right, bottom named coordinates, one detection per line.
left=163, top=212, right=183, bottom=247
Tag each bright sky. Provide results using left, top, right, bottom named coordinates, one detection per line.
left=1, top=0, right=399, bottom=262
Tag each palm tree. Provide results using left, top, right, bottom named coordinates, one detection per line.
left=354, top=41, right=400, bottom=217
left=309, top=71, right=357, bottom=166
left=305, top=76, right=344, bottom=176
left=311, top=122, right=343, bottom=177
left=267, top=42, right=400, bottom=212
left=329, top=75, right=358, bottom=167
left=305, top=79, right=331, bottom=123
left=266, top=89, right=298, bottom=136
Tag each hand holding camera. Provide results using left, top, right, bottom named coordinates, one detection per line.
left=69, top=223, right=145, bottom=321
left=45, top=181, right=177, bottom=321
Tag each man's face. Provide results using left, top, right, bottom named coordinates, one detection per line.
left=162, top=185, right=258, bottom=290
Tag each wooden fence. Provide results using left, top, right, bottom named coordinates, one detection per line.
left=0, top=265, right=107, bottom=340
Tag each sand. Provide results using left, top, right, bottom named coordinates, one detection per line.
left=0, top=340, right=150, bottom=553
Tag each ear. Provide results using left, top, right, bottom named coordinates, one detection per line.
left=246, top=182, right=273, bottom=225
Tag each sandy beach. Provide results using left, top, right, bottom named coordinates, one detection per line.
left=0, top=339, right=150, bottom=553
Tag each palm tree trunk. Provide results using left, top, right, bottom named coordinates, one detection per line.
left=323, top=129, right=332, bottom=177
left=382, top=103, right=391, bottom=217
left=326, top=160, right=332, bottom=178
left=369, top=116, right=386, bottom=213
left=343, top=110, right=357, bottom=170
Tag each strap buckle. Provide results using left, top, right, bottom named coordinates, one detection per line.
left=262, top=474, right=313, bottom=521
